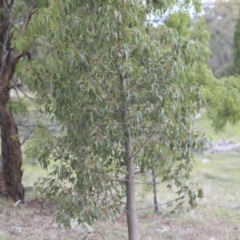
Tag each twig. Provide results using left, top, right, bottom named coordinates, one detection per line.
left=12, top=85, right=21, bottom=99
left=134, top=179, right=163, bottom=185
left=20, top=0, right=36, bottom=35
left=11, top=0, right=36, bottom=62
left=130, top=125, right=160, bottom=160
left=16, top=86, right=36, bottom=102
left=136, top=196, right=184, bottom=212
left=20, top=128, right=35, bottom=145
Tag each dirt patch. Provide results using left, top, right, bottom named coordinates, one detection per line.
left=0, top=199, right=240, bottom=240
left=0, top=199, right=82, bottom=240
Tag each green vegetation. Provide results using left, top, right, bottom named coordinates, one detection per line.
left=1, top=119, right=240, bottom=240
left=233, top=8, right=240, bottom=75
left=22, top=1, right=207, bottom=238
left=1, top=0, right=240, bottom=239
left=204, top=0, right=239, bottom=78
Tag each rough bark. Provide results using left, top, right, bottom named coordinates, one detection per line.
left=0, top=80, right=24, bottom=201
left=0, top=0, right=34, bottom=201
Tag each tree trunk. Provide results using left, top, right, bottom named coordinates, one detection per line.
left=125, top=136, right=139, bottom=240
left=0, top=85, right=24, bottom=201
left=121, top=76, right=139, bottom=240
left=152, top=168, right=158, bottom=214
left=0, top=2, right=24, bottom=201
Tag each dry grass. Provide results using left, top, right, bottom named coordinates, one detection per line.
left=1, top=152, right=240, bottom=240
left=0, top=199, right=81, bottom=240
left=1, top=119, right=240, bottom=239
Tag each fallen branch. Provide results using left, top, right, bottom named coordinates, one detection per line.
left=204, top=139, right=240, bottom=154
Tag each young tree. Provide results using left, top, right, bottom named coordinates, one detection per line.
left=24, top=0, right=205, bottom=238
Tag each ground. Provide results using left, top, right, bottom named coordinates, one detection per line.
left=1, top=113, right=240, bottom=239
left=0, top=195, right=239, bottom=240
left=0, top=199, right=79, bottom=240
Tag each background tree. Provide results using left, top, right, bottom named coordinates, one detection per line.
left=22, top=0, right=205, bottom=238
left=0, top=0, right=50, bottom=201
left=0, top=0, right=37, bottom=201
left=203, top=0, right=239, bottom=78
left=233, top=8, right=240, bottom=75
left=142, top=10, right=211, bottom=214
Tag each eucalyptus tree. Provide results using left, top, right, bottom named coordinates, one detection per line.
left=23, top=0, right=205, bottom=238
left=146, top=11, right=211, bottom=213
left=0, top=0, right=38, bottom=201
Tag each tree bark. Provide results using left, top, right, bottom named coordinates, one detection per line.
left=152, top=168, right=159, bottom=214
left=121, top=76, right=139, bottom=240
left=0, top=83, right=24, bottom=201
left=125, top=136, right=139, bottom=240
left=0, top=1, right=24, bottom=201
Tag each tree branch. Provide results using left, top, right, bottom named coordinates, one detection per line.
left=20, top=128, right=35, bottom=145
left=14, top=84, right=36, bottom=102
left=11, top=0, right=36, bottom=63
left=20, top=0, right=36, bottom=35
left=136, top=196, right=185, bottom=212
left=130, top=125, right=160, bottom=161
left=9, top=0, right=15, bottom=9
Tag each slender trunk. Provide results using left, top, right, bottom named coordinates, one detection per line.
left=125, top=136, right=139, bottom=240
left=121, top=76, right=139, bottom=240
left=152, top=168, right=158, bottom=214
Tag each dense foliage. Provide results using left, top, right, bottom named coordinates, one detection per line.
left=2, top=4, right=240, bottom=238
left=18, top=0, right=207, bottom=234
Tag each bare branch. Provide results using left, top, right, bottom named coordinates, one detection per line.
left=136, top=196, right=185, bottom=212
left=20, top=0, right=36, bottom=35
left=17, top=122, right=60, bottom=128
left=9, top=0, right=14, bottom=9
left=11, top=0, right=36, bottom=63
left=20, top=128, right=35, bottom=145
left=130, top=125, right=160, bottom=161
left=0, top=15, right=26, bottom=27
left=15, top=85, right=36, bottom=102
left=12, top=83, right=20, bottom=99
left=134, top=179, right=163, bottom=185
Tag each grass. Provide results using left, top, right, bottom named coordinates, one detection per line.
left=88, top=119, right=240, bottom=240
left=2, top=102, right=240, bottom=240
left=63, top=154, right=240, bottom=239
left=194, top=116, right=240, bottom=141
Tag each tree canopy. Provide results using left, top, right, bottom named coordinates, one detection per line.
left=18, top=0, right=208, bottom=237
left=2, top=1, right=240, bottom=239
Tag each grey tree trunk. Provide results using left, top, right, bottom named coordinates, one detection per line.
left=125, top=136, right=139, bottom=240
left=121, top=76, right=139, bottom=240
left=152, top=168, right=159, bottom=214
